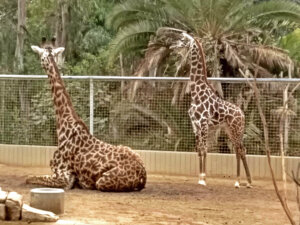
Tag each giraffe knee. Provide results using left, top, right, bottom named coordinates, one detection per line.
left=197, top=150, right=202, bottom=157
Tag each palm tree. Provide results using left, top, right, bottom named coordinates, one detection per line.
left=106, top=0, right=300, bottom=154
left=107, top=0, right=300, bottom=85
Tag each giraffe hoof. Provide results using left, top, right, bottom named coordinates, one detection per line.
left=234, top=181, right=240, bottom=188
left=246, top=183, right=253, bottom=188
left=198, top=180, right=207, bottom=186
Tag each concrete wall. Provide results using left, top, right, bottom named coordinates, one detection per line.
left=0, top=144, right=299, bottom=179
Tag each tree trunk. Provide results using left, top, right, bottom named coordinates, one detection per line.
left=240, top=69, right=296, bottom=225
left=0, top=81, right=4, bottom=142
left=55, top=0, right=69, bottom=70
left=14, top=0, right=26, bottom=74
left=14, top=0, right=29, bottom=144
left=279, top=88, right=288, bottom=199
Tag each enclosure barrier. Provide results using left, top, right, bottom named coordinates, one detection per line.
left=0, top=144, right=299, bottom=180
left=0, top=75, right=300, bottom=179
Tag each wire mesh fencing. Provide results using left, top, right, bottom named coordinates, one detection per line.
left=0, top=75, right=299, bottom=156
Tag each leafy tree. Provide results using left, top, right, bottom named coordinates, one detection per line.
left=0, top=0, right=119, bottom=146
left=0, top=0, right=17, bottom=73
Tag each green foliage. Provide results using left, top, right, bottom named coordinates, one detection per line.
left=0, top=0, right=119, bottom=146
left=107, top=0, right=300, bottom=65
left=0, top=0, right=17, bottom=73
left=109, top=96, right=194, bottom=151
left=280, top=28, right=300, bottom=62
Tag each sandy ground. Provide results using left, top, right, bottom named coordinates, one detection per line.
left=0, top=164, right=299, bottom=225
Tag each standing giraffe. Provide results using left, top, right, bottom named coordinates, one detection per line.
left=168, top=29, right=252, bottom=188
left=27, top=37, right=147, bottom=191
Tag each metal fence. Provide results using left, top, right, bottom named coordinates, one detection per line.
left=0, top=75, right=299, bottom=156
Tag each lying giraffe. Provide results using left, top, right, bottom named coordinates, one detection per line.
left=163, top=28, right=252, bottom=188
left=27, top=37, right=147, bottom=191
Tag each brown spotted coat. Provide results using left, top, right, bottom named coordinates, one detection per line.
left=187, top=37, right=252, bottom=187
left=27, top=43, right=147, bottom=191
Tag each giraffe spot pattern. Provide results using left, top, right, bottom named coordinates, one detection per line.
left=187, top=39, right=251, bottom=186
left=28, top=47, right=147, bottom=192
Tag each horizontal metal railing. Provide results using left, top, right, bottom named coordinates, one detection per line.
left=1, top=74, right=300, bottom=156
left=0, top=74, right=300, bottom=83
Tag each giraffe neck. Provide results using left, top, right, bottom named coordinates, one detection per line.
left=45, top=56, right=89, bottom=140
left=189, top=38, right=209, bottom=98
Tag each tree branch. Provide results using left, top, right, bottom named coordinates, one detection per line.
left=239, top=69, right=296, bottom=225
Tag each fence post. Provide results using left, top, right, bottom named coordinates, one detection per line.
left=89, top=78, right=94, bottom=135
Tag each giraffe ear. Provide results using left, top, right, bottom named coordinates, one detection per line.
left=52, top=47, right=65, bottom=56
left=31, top=45, right=44, bottom=55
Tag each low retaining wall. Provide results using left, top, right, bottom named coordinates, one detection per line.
left=0, top=144, right=299, bottom=179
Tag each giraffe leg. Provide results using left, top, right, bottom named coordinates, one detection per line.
left=196, top=128, right=208, bottom=186
left=96, top=166, right=139, bottom=192
left=195, top=135, right=203, bottom=183
left=198, top=155, right=206, bottom=186
left=240, top=146, right=252, bottom=188
left=225, top=118, right=252, bottom=188
left=235, top=152, right=241, bottom=188
left=26, top=170, right=76, bottom=190
left=96, top=167, right=119, bottom=191
left=203, top=149, right=207, bottom=180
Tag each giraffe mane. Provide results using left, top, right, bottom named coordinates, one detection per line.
left=193, top=38, right=207, bottom=81
left=48, top=54, right=90, bottom=134
left=192, top=36, right=222, bottom=98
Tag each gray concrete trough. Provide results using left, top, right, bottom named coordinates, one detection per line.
left=30, top=188, right=64, bottom=214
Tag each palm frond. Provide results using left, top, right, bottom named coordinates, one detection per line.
left=247, top=45, right=294, bottom=71
left=106, top=0, right=168, bottom=31
left=110, top=101, right=172, bottom=135
left=108, top=20, right=163, bottom=64
left=129, top=45, right=170, bottom=100
left=107, top=0, right=300, bottom=82
left=223, top=41, right=247, bottom=69
left=246, top=0, right=300, bottom=23
left=225, top=0, right=300, bottom=36
left=161, top=0, right=195, bottom=30
left=272, top=106, right=297, bottom=119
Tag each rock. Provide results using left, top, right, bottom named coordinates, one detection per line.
left=5, top=192, right=23, bottom=221
left=0, top=203, right=6, bottom=220
left=22, top=204, right=59, bottom=222
left=0, top=191, right=8, bottom=203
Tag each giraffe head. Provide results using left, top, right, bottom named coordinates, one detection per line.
left=156, top=27, right=195, bottom=50
left=31, top=37, right=65, bottom=71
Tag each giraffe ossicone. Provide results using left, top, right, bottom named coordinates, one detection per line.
left=27, top=38, right=147, bottom=192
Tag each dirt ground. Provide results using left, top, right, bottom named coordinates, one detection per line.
left=0, top=164, right=298, bottom=225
